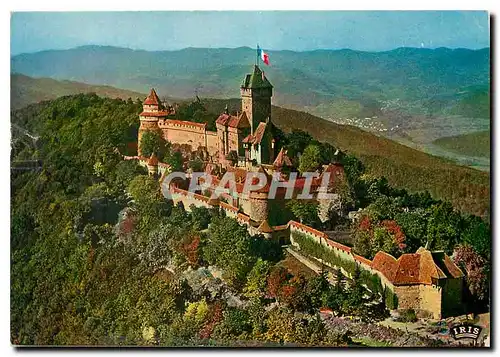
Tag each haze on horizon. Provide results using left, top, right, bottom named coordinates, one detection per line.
left=11, top=11, right=489, bottom=56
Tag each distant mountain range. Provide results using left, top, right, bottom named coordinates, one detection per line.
left=11, top=45, right=490, bottom=172
left=11, top=45, right=490, bottom=117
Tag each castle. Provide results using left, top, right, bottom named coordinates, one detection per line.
left=138, top=65, right=275, bottom=166
left=126, top=65, right=465, bottom=320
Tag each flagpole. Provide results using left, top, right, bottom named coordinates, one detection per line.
left=256, top=44, right=259, bottom=67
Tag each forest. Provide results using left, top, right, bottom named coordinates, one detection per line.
left=11, top=94, right=490, bottom=346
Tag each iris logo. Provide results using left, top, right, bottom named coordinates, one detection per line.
left=450, top=324, right=482, bottom=341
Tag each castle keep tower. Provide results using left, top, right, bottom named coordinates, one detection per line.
left=240, top=65, right=273, bottom=135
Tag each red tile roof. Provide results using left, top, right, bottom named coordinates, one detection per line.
left=227, top=166, right=249, bottom=183
left=258, top=220, right=274, bottom=233
left=318, top=163, right=345, bottom=189
left=216, top=112, right=250, bottom=129
left=242, top=134, right=253, bottom=144
left=394, top=254, right=422, bottom=285
left=273, top=148, right=293, bottom=168
left=372, top=247, right=461, bottom=286
left=251, top=166, right=272, bottom=193
left=289, top=220, right=328, bottom=239
left=442, top=254, right=464, bottom=278
left=252, top=122, right=267, bottom=144
left=319, top=307, right=334, bottom=315
left=272, top=224, right=289, bottom=231
left=293, top=177, right=321, bottom=190
left=172, top=187, right=188, bottom=196
left=243, top=122, right=267, bottom=145
left=144, top=88, right=162, bottom=106
left=193, top=193, right=209, bottom=203
left=237, top=213, right=251, bottom=223
left=354, top=254, right=372, bottom=267
left=326, top=239, right=352, bottom=253
left=372, top=251, right=398, bottom=282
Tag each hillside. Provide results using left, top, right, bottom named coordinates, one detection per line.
left=433, top=130, right=490, bottom=158
left=11, top=73, right=146, bottom=110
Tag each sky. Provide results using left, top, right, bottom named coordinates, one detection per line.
left=10, top=11, right=490, bottom=55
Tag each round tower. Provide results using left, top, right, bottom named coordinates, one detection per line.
left=248, top=166, right=272, bottom=222
left=249, top=191, right=269, bottom=222
left=138, top=88, right=167, bottom=156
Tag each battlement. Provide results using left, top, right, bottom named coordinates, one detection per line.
left=158, top=119, right=207, bottom=133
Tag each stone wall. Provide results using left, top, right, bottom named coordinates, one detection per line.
left=171, top=187, right=213, bottom=211
left=419, top=284, right=442, bottom=319
left=206, top=131, right=218, bottom=156
left=289, top=221, right=356, bottom=278
left=159, top=120, right=206, bottom=152
left=394, top=285, right=422, bottom=311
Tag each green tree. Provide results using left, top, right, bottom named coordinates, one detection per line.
left=298, top=144, right=322, bottom=174
left=213, top=308, right=252, bottom=340
left=285, top=129, right=313, bottom=160
left=114, top=160, right=147, bottom=191
left=203, top=216, right=257, bottom=288
left=165, top=150, right=183, bottom=172
left=286, top=199, right=320, bottom=226
left=426, top=202, right=462, bottom=254
left=461, top=215, right=490, bottom=259
left=140, top=130, right=166, bottom=158
left=190, top=205, right=211, bottom=231
left=306, top=271, right=330, bottom=309
left=243, top=258, right=271, bottom=299
left=395, top=209, right=428, bottom=253
left=127, top=175, right=171, bottom=233
left=353, top=230, right=373, bottom=258
left=264, top=307, right=297, bottom=343
left=188, top=158, right=204, bottom=172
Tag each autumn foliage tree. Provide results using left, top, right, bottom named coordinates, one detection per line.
left=179, top=235, right=201, bottom=268
left=453, top=244, right=489, bottom=304
left=267, top=266, right=290, bottom=301
left=353, top=215, right=406, bottom=258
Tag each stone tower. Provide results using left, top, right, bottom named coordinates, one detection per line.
left=138, top=88, right=167, bottom=156
left=240, top=65, right=273, bottom=135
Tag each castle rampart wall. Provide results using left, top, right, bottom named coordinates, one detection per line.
left=125, top=160, right=451, bottom=319
left=206, top=131, right=218, bottom=156
left=159, top=120, right=207, bottom=151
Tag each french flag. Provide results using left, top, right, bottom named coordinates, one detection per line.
left=257, top=45, right=270, bottom=65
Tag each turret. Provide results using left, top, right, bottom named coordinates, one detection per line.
left=138, top=88, right=167, bottom=156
